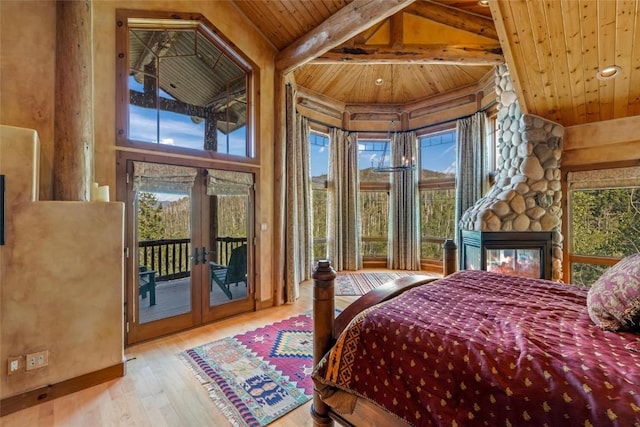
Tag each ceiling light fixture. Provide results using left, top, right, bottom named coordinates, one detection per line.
left=373, top=67, right=415, bottom=174
left=373, top=119, right=416, bottom=173
left=375, top=78, right=384, bottom=86
left=478, top=0, right=490, bottom=7
left=597, top=65, right=622, bottom=80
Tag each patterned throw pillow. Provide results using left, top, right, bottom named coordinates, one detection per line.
left=587, top=253, right=640, bottom=331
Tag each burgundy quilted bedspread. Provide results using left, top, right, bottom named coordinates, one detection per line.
left=313, top=270, right=640, bottom=426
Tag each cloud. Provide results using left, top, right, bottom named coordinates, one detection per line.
left=129, top=107, right=205, bottom=149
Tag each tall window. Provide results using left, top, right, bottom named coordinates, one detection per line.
left=567, top=166, right=640, bottom=286
left=358, top=139, right=391, bottom=262
left=310, top=132, right=330, bottom=260
left=419, top=130, right=456, bottom=264
left=117, top=11, right=255, bottom=158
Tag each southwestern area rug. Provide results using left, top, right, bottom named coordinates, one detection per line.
left=179, top=313, right=314, bottom=427
left=334, top=271, right=438, bottom=296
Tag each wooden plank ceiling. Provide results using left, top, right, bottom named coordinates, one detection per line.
left=234, top=0, right=640, bottom=127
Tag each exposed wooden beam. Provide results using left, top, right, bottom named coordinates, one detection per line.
left=404, top=0, right=499, bottom=40
left=275, top=0, right=417, bottom=73
left=311, top=43, right=503, bottom=65
left=390, top=12, right=404, bottom=49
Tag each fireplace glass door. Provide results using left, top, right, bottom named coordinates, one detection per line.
left=486, top=248, right=542, bottom=279
left=460, top=230, right=552, bottom=280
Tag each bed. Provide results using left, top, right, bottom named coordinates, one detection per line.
left=310, top=254, right=640, bottom=427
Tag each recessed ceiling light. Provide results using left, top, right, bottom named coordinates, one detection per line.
left=375, top=78, right=384, bottom=86
left=478, top=0, right=490, bottom=7
left=597, top=65, right=622, bottom=80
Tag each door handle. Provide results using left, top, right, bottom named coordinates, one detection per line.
left=192, top=247, right=200, bottom=265
left=202, top=247, right=209, bottom=264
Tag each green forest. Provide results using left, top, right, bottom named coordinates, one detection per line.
left=137, top=192, right=247, bottom=241
left=570, top=187, right=640, bottom=286
left=137, top=181, right=639, bottom=286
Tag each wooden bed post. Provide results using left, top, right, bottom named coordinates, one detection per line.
left=443, top=239, right=457, bottom=276
left=311, top=260, right=336, bottom=427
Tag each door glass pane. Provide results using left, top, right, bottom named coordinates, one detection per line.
left=206, top=170, right=252, bottom=306
left=134, top=162, right=196, bottom=324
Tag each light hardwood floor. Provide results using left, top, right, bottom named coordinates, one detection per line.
left=1, top=280, right=357, bottom=427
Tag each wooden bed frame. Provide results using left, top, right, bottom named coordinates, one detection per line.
left=311, top=241, right=458, bottom=427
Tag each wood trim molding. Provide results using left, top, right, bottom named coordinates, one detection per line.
left=0, top=362, right=125, bottom=417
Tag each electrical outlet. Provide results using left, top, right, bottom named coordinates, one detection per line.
left=25, top=350, right=48, bottom=371
left=7, top=356, right=23, bottom=375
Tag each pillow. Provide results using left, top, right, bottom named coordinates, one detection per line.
left=587, top=253, right=640, bottom=331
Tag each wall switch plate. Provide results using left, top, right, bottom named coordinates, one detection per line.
left=7, top=356, right=23, bottom=375
left=25, top=350, right=48, bottom=371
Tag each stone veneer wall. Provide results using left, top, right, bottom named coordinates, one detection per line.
left=459, top=65, right=565, bottom=281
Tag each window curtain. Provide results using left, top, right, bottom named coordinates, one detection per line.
left=454, top=112, right=486, bottom=244
left=132, top=161, right=197, bottom=193
left=283, top=84, right=313, bottom=303
left=567, top=166, right=640, bottom=190
left=388, top=131, right=420, bottom=270
left=328, top=128, right=362, bottom=271
left=205, top=169, right=253, bottom=196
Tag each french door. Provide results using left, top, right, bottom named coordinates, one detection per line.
left=124, top=160, right=255, bottom=345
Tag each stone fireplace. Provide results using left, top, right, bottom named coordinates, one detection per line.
left=459, top=65, right=564, bottom=281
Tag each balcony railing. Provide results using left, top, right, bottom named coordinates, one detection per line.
left=138, top=237, right=247, bottom=282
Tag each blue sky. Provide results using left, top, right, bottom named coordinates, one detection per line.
left=129, top=76, right=456, bottom=179
left=129, top=76, right=246, bottom=155
left=309, top=132, right=456, bottom=178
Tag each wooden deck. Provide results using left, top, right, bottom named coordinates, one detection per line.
left=139, top=276, right=248, bottom=324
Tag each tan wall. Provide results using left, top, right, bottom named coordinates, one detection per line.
left=0, top=1, right=56, bottom=201
left=0, top=0, right=276, bottom=401
left=0, top=126, right=124, bottom=400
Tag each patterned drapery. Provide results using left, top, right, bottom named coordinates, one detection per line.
left=388, top=131, right=420, bottom=270
left=284, top=86, right=313, bottom=302
left=455, top=112, right=486, bottom=245
left=328, top=128, right=361, bottom=271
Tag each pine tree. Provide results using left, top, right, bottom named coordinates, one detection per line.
left=138, top=192, right=165, bottom=241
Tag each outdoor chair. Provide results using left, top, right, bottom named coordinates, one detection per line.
left=139, top=265, right=157, bottom=306
left=210, top=244, right=247, bottom=299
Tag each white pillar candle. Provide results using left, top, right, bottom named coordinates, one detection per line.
left=90, top=182, right=99, bottom=201
left=95, top=185, right=109, bottom=202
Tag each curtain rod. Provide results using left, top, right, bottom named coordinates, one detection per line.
left=301, top=99, right=497, bottom=134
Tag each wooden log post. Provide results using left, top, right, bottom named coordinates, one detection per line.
left=311, top=260, right=336, bottom=427
left=54, top=0, right=93, bottom=201
left=443, top=238, right=457, bottom=276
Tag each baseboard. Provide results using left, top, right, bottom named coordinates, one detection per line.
left=0, top=362, right=125, bottom=417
